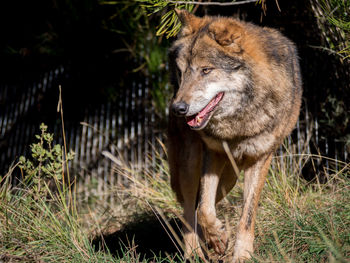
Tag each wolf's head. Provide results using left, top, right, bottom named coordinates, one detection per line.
left=169, top=10, right=254, bottom=131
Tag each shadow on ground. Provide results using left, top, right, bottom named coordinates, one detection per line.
left=92, top=212, right=184, bottom=261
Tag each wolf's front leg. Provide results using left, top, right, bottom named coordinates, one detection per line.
left=198, top=150, right=228, bottom=255
left=232, top=153, right=272, bottom=262
left=182, top=200, right=205, bottom=261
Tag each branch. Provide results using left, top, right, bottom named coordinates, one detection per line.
left=166, top=0, right=258, bottom=6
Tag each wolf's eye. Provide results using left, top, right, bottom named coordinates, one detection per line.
left=233, top=64, right=241, bottom=71
left=202, top=68, right=213, bottom=75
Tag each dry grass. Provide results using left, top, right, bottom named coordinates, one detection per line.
left=91, top=141, right=350, bottom=262
left=1, top=136, right=349, bottom=262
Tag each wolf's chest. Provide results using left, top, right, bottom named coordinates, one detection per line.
left=199, top=130, right=276, bottom=161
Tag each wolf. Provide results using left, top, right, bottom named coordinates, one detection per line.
left=167, top=9, right=302, bottom=262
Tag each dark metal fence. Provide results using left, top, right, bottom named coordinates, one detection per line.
left=0, top=67, right=65, bottom=173
left=0, top=66, right=349, bottom=197
left=0, top=66, right=166, bottom=188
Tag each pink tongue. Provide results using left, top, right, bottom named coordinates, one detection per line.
left=186, top=116, right=197, bottom=127
left=186, top=92, right=224, bottom=127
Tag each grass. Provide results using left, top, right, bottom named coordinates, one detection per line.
left=0, top=168, right=115, bottom=262
left=253, top=157, right=350, bottom=262
left=0, top=130, right=349, bottom=262
left=318, top=0, right=350, bottom=60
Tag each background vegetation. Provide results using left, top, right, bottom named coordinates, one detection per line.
left=1, top=0, right=349, bottom=140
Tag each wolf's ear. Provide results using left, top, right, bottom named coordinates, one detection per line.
left=208, top=21, right=243, bottom=53
left=175, top=9, right=198, bottom=26
left=175, top=9, right=201, bottom=36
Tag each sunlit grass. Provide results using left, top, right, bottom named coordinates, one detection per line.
left=98, top=142, right=350, bottom=262
left=0, top=133, right=349, bottom=262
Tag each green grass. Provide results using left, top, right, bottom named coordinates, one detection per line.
left=253, top=161, right=350, bottom=262
left=319, top=0, right=350, bottom=60
left=1, top=130, right=349, bottom=262
left=0, top=169, right=117, bottom=262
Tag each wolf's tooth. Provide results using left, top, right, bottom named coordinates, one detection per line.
left=196, top=116, right=202, bottom=123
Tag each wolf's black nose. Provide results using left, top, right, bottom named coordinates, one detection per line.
left=171, top=101, right=189, bottom=116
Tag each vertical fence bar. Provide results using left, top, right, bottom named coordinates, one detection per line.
left=137, top=82, right=143, bottom=171
left=344, top=144, right=348, bottom=162
left=335, top=141, right=338, bottom=172
left=81, top=113, right=88, bottom=200
left=325, top=138, right=329, bottom=173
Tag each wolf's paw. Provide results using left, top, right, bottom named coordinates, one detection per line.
left=183, top=231, right=207, bottom=262
left=205, top=226, right=228, bottom=255
left=232, top=235, right=253, bottom=263
left=231, top=250, right=251, bottom=263
left=183, top=242, right=207, bottom=262
left=184, top=249, right=208, bottom=263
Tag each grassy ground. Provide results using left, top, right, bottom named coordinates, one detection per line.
left=0, top=134, right=349, bottom=262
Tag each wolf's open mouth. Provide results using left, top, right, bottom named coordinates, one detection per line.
left=186, top=92, right=224, bottom=130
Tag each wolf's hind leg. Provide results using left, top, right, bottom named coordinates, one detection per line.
left=169, top=138, right=205, bottom=260
left=182, top=199, right=205, bottom=260
left=216, top=163, right=238, bottom=203
left=198, top=150, right=228, bottom=255
left=180, top=166, right=204, bottom=260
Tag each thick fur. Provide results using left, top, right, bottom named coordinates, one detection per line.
left=167, top=10, right=302, bottom=262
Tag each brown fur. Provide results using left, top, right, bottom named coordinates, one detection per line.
left=168, top=10, right=302, bottom=262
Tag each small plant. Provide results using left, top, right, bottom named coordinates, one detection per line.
left=0, top=124, right=117, bottom=262
left=18, top=123, right=74, bottom=197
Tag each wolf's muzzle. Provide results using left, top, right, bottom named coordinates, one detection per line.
left=171, top=101, right=189, bottom=116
